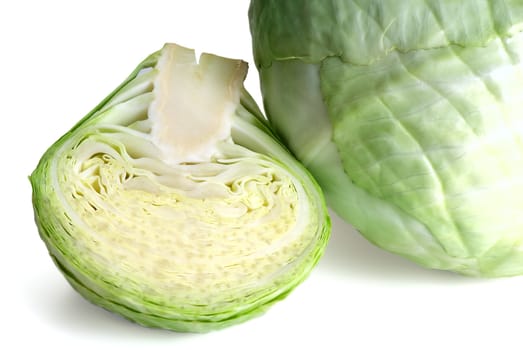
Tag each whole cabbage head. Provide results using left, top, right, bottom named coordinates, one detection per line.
left=249, top=0, right=523, bottom=277
left=30, top=43, right=330, bottom=332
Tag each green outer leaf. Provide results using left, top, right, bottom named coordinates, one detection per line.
left=249, top=0, right=523, bottom=67
left=251, top=0, right=523, bottom=276
left=30, top=45, right=330, bottom=332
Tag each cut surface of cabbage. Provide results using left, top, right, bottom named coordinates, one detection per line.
left=30, top=43, right=330, bottom=332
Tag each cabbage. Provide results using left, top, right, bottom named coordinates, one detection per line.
left=249, top=0, right=523, bottom=277
left=30, top=43, right=330, bottom=332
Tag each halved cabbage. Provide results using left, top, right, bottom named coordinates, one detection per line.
left=30, top=43, right=330, bottom=332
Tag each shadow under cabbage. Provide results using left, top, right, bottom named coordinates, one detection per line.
left=28, top=271, right=195, bottom=339
left=318, top=210, right=489, bottom=284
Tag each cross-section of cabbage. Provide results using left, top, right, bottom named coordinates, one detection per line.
left=30, top=43, right=330, bottom=332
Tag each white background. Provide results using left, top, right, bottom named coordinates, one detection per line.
left=3, top=1, right=523, bottom=349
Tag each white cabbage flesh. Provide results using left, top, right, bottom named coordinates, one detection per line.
left=31, top=43, right=330, bottom=332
